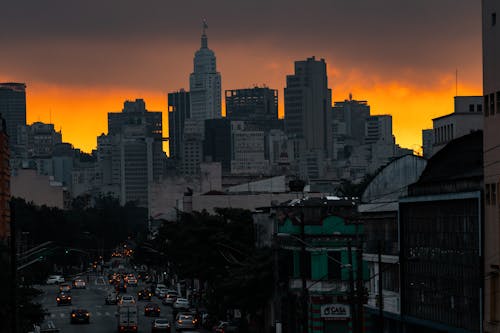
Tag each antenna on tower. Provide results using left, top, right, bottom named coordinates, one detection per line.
left=455, top=69, right=458, bottom=96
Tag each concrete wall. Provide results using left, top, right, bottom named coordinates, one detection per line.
left=11, top=169, right=65, bottom=208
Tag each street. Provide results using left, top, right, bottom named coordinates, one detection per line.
left=34, top=274, right=180, bottom=333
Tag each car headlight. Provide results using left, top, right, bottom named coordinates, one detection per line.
left=71, top=314, right=76, bottom=317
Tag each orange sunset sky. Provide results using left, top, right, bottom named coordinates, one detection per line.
left=0, top=0, right=482, bottom=154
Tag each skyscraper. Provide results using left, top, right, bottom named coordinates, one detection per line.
left=168, top=89, right=190, bottom=160
left=483, top=0, right=500, bottom=328
left=0, top=82, right=26, bottom=151
left=284, top=57, right=332, bottom=159
left=0, top=115, right=10, bottom=240
left=225, top=87, right=278, bottom=121
left=101, top=99, right=165, bottom=208
left=189, top=20, right=222, bottom=132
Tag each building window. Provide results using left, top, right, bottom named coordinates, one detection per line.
left=478, top=104, right=483, bottom=113
left=497, top=92, right=500, bottom=115
left=486, top=184, right=491, bottom=206
left=491, top=93, right=495, bottom=115
left=469, top=104, right=475, bottom=112
left=493, top=183, right=498, bottom=206
left=493, top=13, right=497, bottom=27
left=486, top=95, right=490, bottom=116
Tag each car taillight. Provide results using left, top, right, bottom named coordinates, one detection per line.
left=56, top=298, right=60, bottom=301
left=68, top=297, right=71, bottom=300
left=178, top=320, right=182, bottom=323
left=71, top=314, right=76, bottom=317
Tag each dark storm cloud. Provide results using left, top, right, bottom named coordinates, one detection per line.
left=0, top=0, right=481, bottom=88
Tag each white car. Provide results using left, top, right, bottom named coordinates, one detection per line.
left=154, top=284, right=167, bottom=295
left=46, top=275, right=65, bottom=284
left=173, top=298, right=190, bottom=310
left=119, top=295, right=136, bottom=304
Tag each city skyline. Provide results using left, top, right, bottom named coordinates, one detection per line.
left=0, top=0, right=482, bottom=153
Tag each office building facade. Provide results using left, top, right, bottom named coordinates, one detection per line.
left=483, top=1, right=500, bottom=330
left=284, top=57, right=333, bottom=159
left=0, top=82, right=26, bottom=152
left=168, top=90, right=190, bottom=160
left=189, top=23, right=221, bottom=131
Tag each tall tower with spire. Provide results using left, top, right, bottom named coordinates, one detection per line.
left=189, top=19, right=222, bottom=131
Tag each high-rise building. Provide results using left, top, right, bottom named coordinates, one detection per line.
left=168, top=89, right=190, bottom=160
left=364, top=115, right=393, bottom=145
left=284, top=56, right=333, bottom=159
left=107, top=99, right=164, bottom=182
left=189, top=21, right=222, bottom=132
left=0, top=83, right=26, bottom=152
left=99, top=99, right=164, bottom=208
left=204, top=119, right=231, bottom=172
left=0, top=115, right=10, bottom=240
left=225, top=87, right=278, bottom=121
left=483, top=1, right=500, bottom=328
left=16, top=122, right=63, bottom=158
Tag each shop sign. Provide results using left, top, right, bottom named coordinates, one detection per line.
left=320, top=304, right=350, bottom=320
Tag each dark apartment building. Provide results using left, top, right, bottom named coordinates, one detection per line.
left=168, top=89, right=190, bottom=160
left=0, top=82, right=26, bottom=152
left=0, top=115, right=10, bottom=240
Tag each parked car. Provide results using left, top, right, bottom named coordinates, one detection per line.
left=56, top=292, right=72, bottom=306
left=175, top=313, right=196, bottom=331
left=72, top=278, right=86, bottom=289
left=138, top=289, right=153, bottom=301
left=162, top=290, right=179, bottom=305
left=46, top=275, right=64, bottom=285
left=105, top=291, right=119, bottom=305
left=144, top=303, right=161, bottom=317
left=173, top=298, right=190, bottom=310
left=213, top=321, right=239, bottom=333
left=151, top=318, right=171, bottom=333
left=70, top=309, right=90, bottom=324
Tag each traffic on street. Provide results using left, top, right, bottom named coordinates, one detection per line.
left=32, top=253, right=212, bottom=333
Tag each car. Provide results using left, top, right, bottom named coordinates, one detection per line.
left=46, top=275, right=64, bottom=284
left=213, top=321, right=239, bottom=333
left=138, top=289, right=153, bottom=301
left=175, top=313, right=196, bottom=331
left=173, top=298, right=190, bottom=310
left=144, top=303, right=161, bottom=317
left=154, top=284, right=167, bottom=296
left=151, top=318, right=171, bottom=333
left=59, top=283, right=71, bottom=293
left=70, top=309, right=90, bottom=324
left=56, top=292, right=72, bottom=306
left=119, top=295, right=136, bottom=305
left=72, top=278, right=86, bottom=289
left=128, top=277, right=138, bottom=286
left=162, top=290, right=179, bottom=305
left=105, top=291, right=119, bottom=305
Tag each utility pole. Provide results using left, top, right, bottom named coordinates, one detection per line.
left=378, top=240, right=384, bottom=333
left=300, top=211, right=308, bottom=333
left=10, top=200, right=17, bottom=333
left=356, top=226, right=364, bottom=333
left=348, top=241, right=356, bottom=333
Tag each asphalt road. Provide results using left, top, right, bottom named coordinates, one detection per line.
left=33, top=275, right=180, bottom=333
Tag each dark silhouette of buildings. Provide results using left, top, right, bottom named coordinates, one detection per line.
left=203, top=118, right=231, bottom=172
left=225, top=87, right=278, bottom=121
left=0, top=83, right=26, bottom=152
left=168, top=89, right=190, bottom=160
left=0, top=114, right=10, bottom=240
